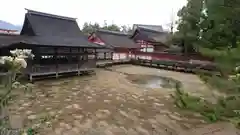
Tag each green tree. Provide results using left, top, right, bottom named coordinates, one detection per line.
left=174, top=0, right=204, bottom=54
left=197, top=0, right=240, bottom=75
left=81, top=22, right=100, bottom=35
left=102, top=23, right=121, bottom=32
left=82, top=21, right=122, bottom=34
left=200, top=0, right=240, bottom=49
left=173, top=0, right=240, bottom=127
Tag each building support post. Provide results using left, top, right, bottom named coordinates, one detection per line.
left=77, top=48, right=80, bottom=76
left=29, top=74, right=33, bottom=82
left=55, top=48, right=59, bottom=78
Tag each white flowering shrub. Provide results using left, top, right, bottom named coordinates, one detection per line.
left=0, top=49, right=34, bottom=72
left=0, top=49, right=34, bottom=129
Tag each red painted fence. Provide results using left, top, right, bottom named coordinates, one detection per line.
left=129, top=51, right=213, bottom=64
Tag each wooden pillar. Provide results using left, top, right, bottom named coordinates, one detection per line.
left=69, top=48, right=72, bottom=72
left=29, top=75, right=33, bottom=82
left=94, top=48, right=97, bottom=61
left=95, top=48, right=98, bottom=60
left=77, top=48, right=80, bottom=75
left=29, top=47, right=36, bottom=81
left=128, top=50, right=130, bottom=60
left=30, top=47, right=35, bottom=74
left=86, top=48, right=89, bottom=60
left=55, top=48, right=59, bottom=78
left=111, top=52, right=113, bottom=60
left=104, top=52, right=106, bottom=60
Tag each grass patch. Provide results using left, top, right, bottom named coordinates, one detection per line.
left=199, top=73, right=240, bottom=94
left=172, top=83, right=240, bottom=128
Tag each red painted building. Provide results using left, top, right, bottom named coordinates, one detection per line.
left=131, top=24, right=170, bottom=52
left=88, top=30, right=140, bottom=60
left=130, top=24, right=211, bottom=62
left=0, top=28, right=19, bottom=35
left=130, top=24, right=176, bottom=60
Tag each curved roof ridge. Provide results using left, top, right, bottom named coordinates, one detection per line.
left=97, top=29, right=128, bottom=36
left=133, top=24, right=164, bottom=33
left=25, top=8, right=77, bottom=21
left=138, top=27, right=168, bottom=34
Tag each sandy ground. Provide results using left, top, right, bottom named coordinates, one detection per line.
left=8, top=65, right=215, bottom=135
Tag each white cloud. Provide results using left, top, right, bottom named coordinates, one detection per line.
left=0, top=0, right=186, bottom=29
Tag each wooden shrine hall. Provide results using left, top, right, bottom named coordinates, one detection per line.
left=0, top=9, right=106, bottom=81
left=131, top=24, right=170, bottom=53
left=88, top=29, right=140, bottom=61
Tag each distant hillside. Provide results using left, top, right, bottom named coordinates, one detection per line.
left=0, top=20, right=22, bottom=31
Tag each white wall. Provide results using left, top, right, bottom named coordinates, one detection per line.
left=113, top=53, right=128, bottom=60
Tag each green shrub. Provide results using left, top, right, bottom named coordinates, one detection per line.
left=173, top=84, right=240, bottom=127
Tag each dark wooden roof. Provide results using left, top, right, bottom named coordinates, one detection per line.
left=133, top=24, right=164, bottom=32
left=0, top=34, right=23, bottom=47
left=0, top=9, right=103, bottom=48
left=0, top=35, right=103, bottom=48
left=22, top=9, right=82, bottom=37
left=94, top=30, right=139, bottom=49
left=131, top=27, right=169, bottom=44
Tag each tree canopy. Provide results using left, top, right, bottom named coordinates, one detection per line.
left=174, top=0, right=240, bottom=54
left=173, top=0, right=240, bottom=126
left=173, top=0, right=240, bottom=75
left=81, top=21, right=132, bottom=35
left=173, top=0, right=204, bottom=54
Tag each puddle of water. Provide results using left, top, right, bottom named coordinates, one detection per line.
left=145, top=79, right=164, bottom=89
left=126, top=74, right=179, bottom=89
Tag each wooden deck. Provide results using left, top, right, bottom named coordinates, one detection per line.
left=27, top=60, right=96, bottom=81
left=25, top=59, right=130, bottom=81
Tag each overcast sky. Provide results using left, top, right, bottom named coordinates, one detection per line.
left=0, top=0, right=186, bottom=30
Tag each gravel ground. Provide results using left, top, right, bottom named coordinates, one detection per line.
left=8, top=65, right=213, bottom=135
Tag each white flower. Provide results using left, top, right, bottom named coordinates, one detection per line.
left=1, top=56, right=13, bottom=62
left=10, top=49, right=34, bottom=59
left=12, top=81, right=21, bottom=89
left=1, top=49, right=33, bottom=70
left=30, top=54, right=35, bottom=58
left=18, top=55, right=28, bottom=59
left=23, top=49, right=32, bottom=54
left=237, top=73, right=240, bottom=78
left=10, top=49, right=21, bottom=56
left=235, top=66, right=240, bottom=72
left=0, top=57, right=5, bottom=64
left=229, top=75, right=236, bottom=80
left=10, top=50, right=16, bottom=55
left=21, top=132, right=28, bottom=135
left=14, top=57, right=27, bottom=68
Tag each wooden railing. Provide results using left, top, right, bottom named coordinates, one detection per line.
left=58, top=64, right=78, bottom=72
left=30, top=60, right=96, bottom=74
left=131, top=51, right=212, bottom=62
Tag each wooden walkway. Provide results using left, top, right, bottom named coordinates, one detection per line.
left=96, top=59, right=131, bottom=67
left=131, top=59, right=219, bottom=75
left=0, top=59, right=218, bottom=81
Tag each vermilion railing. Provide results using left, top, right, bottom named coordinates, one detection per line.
left=130, top=51, right=213, bottom=62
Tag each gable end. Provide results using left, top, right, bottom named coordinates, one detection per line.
left=20, top=15, right=35, bottom=36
